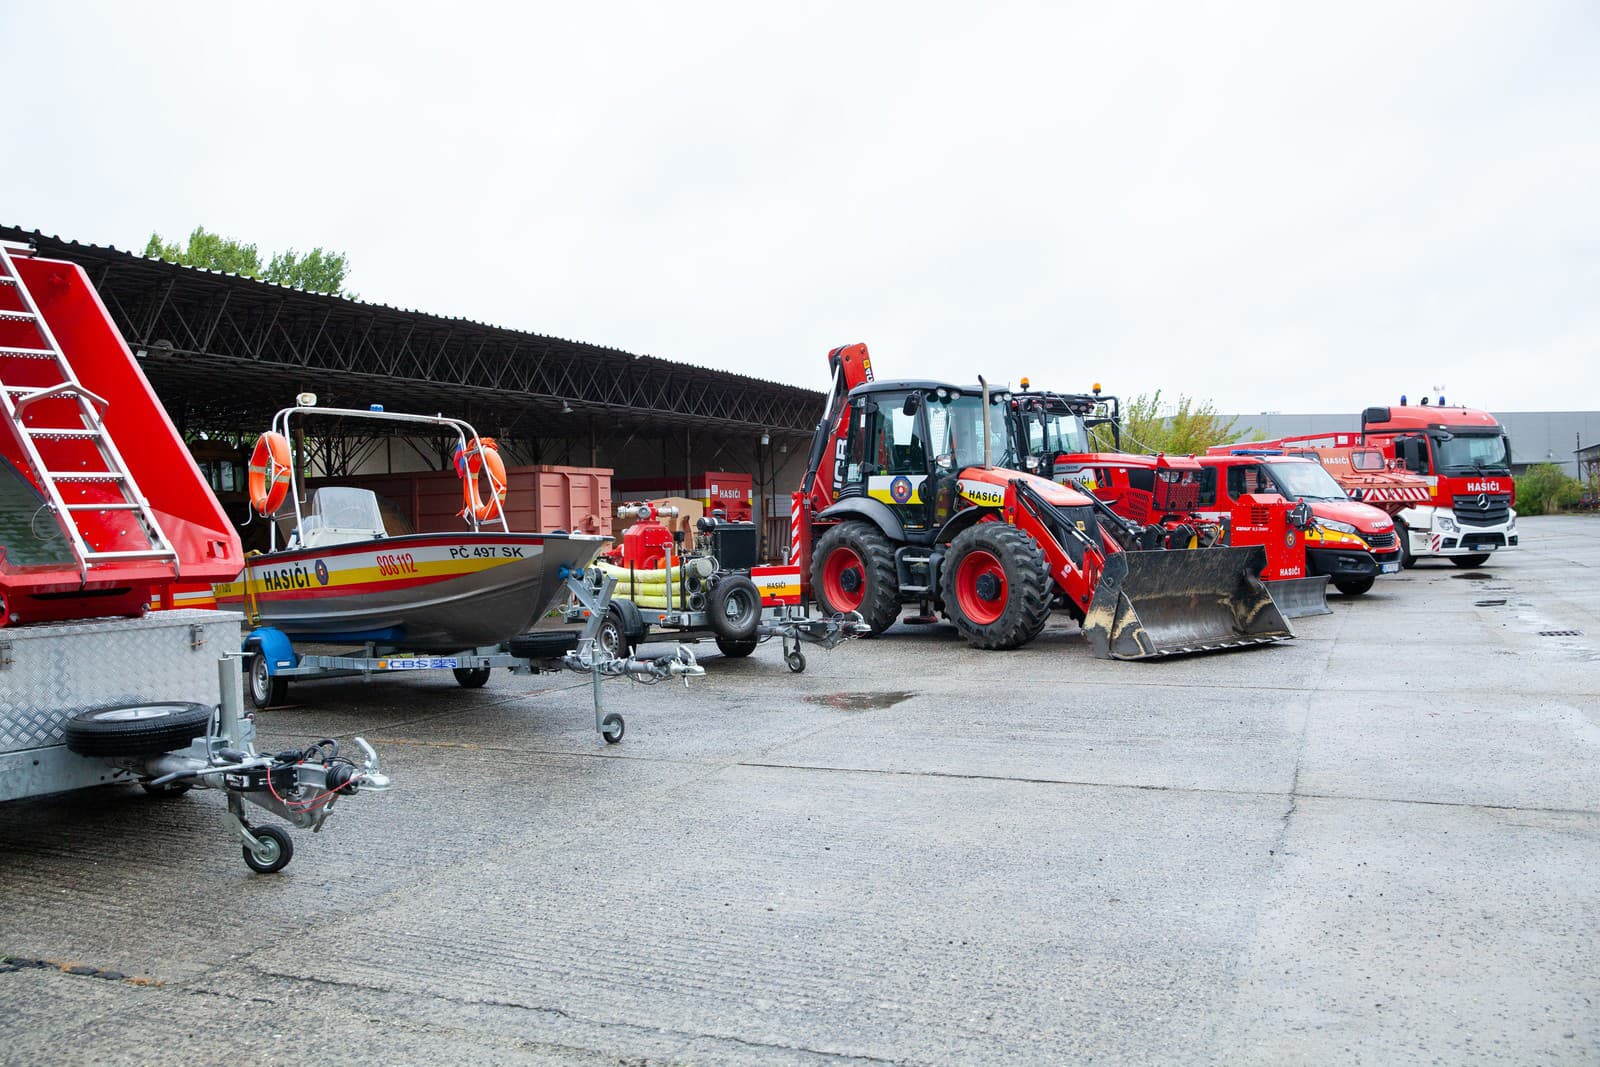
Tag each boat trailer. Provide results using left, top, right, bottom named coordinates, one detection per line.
left=244, top=567, right=706, bottom=743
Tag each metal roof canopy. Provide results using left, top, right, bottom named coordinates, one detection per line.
left=0, top=227, right=824, bottom=452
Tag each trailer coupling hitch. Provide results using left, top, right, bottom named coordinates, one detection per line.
left=758, top=610, right=870, bottom=673
left=565, top=644, right=705, bottom=685
left=130, top=733, right=394, bottom=873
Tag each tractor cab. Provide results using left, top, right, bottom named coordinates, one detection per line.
left=834, top=379, right=1022, bottom=535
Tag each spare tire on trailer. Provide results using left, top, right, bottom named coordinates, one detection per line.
left=63, top=702, right=213, bottom=759
left=707, top=573, right=761, bottom=646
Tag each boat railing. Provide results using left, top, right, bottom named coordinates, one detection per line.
left=267, top=405, right=510, bottom=552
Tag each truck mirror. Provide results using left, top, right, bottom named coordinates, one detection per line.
left=935, top=452, right=955, bottom=471
left=902, top=393, right=921, bottom=416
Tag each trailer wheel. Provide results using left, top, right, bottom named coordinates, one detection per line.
left=708, top=574, right=761, bottom=643
left=1450, top=554, right=1490, bottom=569
left=1333, top=576, right=1374, bottom=596
left=940, top=524, right=1052, bottom=650
left=242, top=824, right=294, bottom=874
left=812, top=522, right=900, bottom=635
left=601, top=713, right=625, bottom=744
left=715, top=636, right=759, bottom=657
left=1395, top=520, right=1417, bottom=569
left=452, top=666, right=492, bottom=688
left=62, top=702, right=213, bottom=758
left=786, top=649, right=807, bottom=673
left=598, top=609, right=634, bottom=658
left=248, top=652, right=288, bottom=710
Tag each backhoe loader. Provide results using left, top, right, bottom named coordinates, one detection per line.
left=790, top=344, right=1291, bottom=659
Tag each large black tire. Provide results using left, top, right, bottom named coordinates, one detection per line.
left=1333, top=576, right=1375, bottom=596
left=1450, top=554, right=1491, bottom=568
left=811, top=522, right=900, bottom=635
left=63, top=702, right=212, bottom=759
left=708, top=574, right=762, bottom=644
left=248, top=652, right=288, bottom=710
left=939, top=524, right=1052, bottom=650
left=1395, top=519, right=1417, bottom=569
left=452, top=666, right=491, bottom=687
left=715, top=636, right=759, bottom=657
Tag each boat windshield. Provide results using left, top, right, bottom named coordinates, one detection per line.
left=1263, top=460, right=1349, bottom=502
left=926, top=393, right=1015, bottom=471
left=1433, top=432, right=1511, bottom=473
left=289, top=487, right=388, bottom=547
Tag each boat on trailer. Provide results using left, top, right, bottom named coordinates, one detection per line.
left=217, top=405, right=609, bottom=653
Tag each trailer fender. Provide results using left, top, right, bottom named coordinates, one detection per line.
left=816, top=497, right=908, bottom=542
left=609, top=597, right=647, bottom=640
left=243, top=627, right=297, bottom=672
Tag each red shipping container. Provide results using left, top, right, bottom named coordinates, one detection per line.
left=312, top=464, right=612, bottom=538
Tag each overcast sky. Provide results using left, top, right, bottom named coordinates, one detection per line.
left=8, top=2, right=1597, bottom=415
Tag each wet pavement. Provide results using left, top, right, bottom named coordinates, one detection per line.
left=3, top=515, right=1598, bottom=1064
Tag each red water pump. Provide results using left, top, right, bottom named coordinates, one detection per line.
left=616, top=504, right=679, bottom=569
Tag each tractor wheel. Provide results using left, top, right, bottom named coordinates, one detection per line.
left=939, top=524, right=1052, bottom=650
left=811, top=522, right=900, bottom=636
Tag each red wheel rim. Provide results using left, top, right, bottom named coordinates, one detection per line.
left=955, top=549, right=1007, bottom=626
left=821, top=546, right=867, bottom=611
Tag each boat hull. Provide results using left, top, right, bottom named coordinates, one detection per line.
left=214, top=532, right=604, bottom=652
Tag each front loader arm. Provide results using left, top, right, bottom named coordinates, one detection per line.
left=1008, top=478, right=1110, bottom=617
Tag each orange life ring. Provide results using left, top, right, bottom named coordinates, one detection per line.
left=248, top=432, right=292, bottom=516
left=454, top=436, right=507, bottom=522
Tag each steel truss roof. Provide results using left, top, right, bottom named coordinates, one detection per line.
left=1, top=227, right=824, bottom=445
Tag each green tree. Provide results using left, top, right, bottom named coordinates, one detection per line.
left=1093, top=389, right=1240, bottom=455
left=144, top=226, right=353, bottom=297
left=1514, top=463, right=1583, bottom=515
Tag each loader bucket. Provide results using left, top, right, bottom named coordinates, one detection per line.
left=1083, top=545, right=1293, bottom=660
left=1267, top=575, right=1332, bottom=619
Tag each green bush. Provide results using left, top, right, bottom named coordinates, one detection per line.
left=1514, top=463, right=1584, bottom=515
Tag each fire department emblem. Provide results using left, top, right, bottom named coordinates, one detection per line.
left=315, top=560, right=330, bottom=586
left=890, top=476, right=913, bottom=504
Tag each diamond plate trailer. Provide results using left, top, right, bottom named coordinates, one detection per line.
left=0, top=610, right=390, bottom=873
left=0, top=241, right=389, bottom=872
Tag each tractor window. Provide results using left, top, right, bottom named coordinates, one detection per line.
left=930, top=393, right=1011, bottom=470
left=853, top=394, right=926, bottom=478
left=1031, top=410, right=1089, bottom=457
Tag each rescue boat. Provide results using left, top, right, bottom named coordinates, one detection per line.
left=213, top=405, right=606, bottom=652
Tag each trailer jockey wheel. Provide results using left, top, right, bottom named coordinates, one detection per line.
left=601, top=713, right=625, bottom=744
left=242, top=823, right=294, bottom=874
left=786, top=649, right=807, bottom=673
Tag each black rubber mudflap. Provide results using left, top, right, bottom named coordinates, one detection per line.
left=1267, top=576, right=1332, bottom=619
left=1082, top=545, right=1294, bottom=660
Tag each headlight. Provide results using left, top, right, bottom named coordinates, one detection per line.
left=1507, top=511, right=1517, bottom=532
left=1437, top=515, right=1459, bottom=533
left=1320, top=519, right=1358, bottom=535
